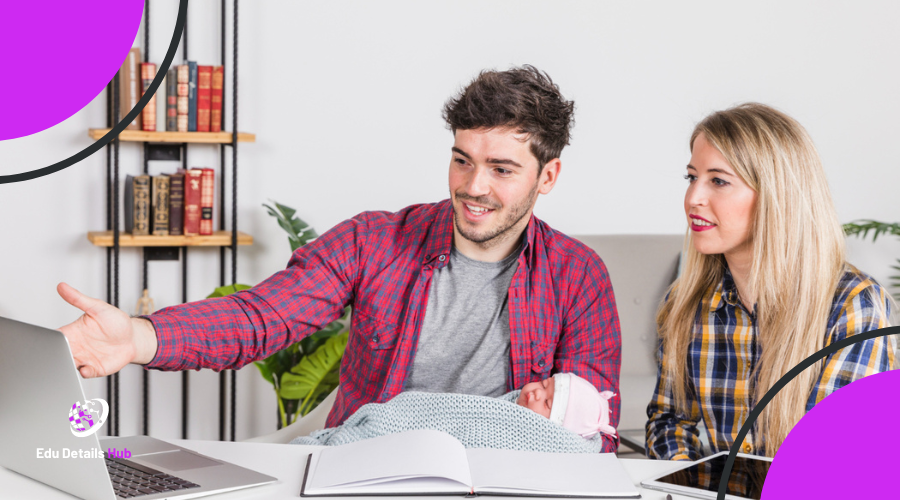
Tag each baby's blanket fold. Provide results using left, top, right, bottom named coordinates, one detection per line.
left=290, top=390, right=603, bottom=453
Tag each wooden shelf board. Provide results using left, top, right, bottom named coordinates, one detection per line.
left=88, top=129, right=255, bottom=144
left=87, top=230, right=253, bottom=247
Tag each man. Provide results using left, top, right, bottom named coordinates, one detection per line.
left=58, top=65, right=622, bottom=451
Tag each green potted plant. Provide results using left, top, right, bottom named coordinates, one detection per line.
left=843, top=219, right=900, bottom=300
left=208, top=201, right=350, bottom=428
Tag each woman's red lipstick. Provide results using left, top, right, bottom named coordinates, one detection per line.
left=690, top=215, right=716, bottom=232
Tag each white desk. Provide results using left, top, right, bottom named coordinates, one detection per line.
left=1, top=439, right=692, bottom=499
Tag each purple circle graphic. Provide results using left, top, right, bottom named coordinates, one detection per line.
left=762, top=370, right=900, bottom=498
left=0, top=1, right=144, bottom=141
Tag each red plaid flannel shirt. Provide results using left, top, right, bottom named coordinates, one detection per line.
left=146, top=200, right=622, bottom=451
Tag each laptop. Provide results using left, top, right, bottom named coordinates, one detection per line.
left=0, top=316, right=277, bottom=500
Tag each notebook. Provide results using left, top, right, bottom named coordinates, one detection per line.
left=300, top=429, right=641, bottom=498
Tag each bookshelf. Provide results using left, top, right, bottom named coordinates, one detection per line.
left=96, top=0, right=245, bottom=444
left=88, top=129, right=255, bottom=144
left=87, top=230, right=253, bottom=247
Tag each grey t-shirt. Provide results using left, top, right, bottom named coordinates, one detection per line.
left=404, top=246, right=520, bottom=397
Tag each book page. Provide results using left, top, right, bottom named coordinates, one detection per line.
left=305, top=429, right=472, bottom=495
left=466, top=448, right=640, bottom=498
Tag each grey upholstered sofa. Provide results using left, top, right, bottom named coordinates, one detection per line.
left=573, top=235, right=683, bottom=452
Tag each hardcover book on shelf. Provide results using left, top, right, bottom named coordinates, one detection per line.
left=199, top=168, right=215, bottom=236
left=300, top=430, right=640, bottom=498
left=117, top=47, right=142, bottom=130
left=124, top=175, right=135, bottom=234
left=166, top=68, right=178, bottom=131
left=197, top=66, right=212, bottom=132
left=167, top=172, right=185, bottom=236
left=131, top=175, right=151, bottom=236
left=183, top=169, right=203, bottom=235
left=187, top=61, right=198, bottom=132
left=176, top=64, right=189, bottom=132
left=140, top=62, right=157, bottom=132
left=151, top=176, right=170, bottom=236
left=211, top=66, right=224, bottom=133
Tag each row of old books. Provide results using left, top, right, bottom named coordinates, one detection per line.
left=125, top=168, right=215, bottom=236
left=117, top=47, right=224, bottom=133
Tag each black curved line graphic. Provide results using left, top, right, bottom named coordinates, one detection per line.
left=715, top=325, right=900, bottom=499
left=0, top=0, right=188, bottom=185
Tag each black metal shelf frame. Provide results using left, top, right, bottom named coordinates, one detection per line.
left=103, top=0, right=241, bottom=442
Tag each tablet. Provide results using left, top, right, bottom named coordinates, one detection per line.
left=641, top=451, right=772, bottom=500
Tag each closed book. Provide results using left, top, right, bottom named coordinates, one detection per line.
left=211, top=66, right=224, bottom=133
left=167, top=172, right=185, bottom=236
left=117, top=47, right=142, bottom=129
left=132, top=175, right=151, bottom=236
left=151, top=176, right=170, bottom=236
left=165, top=68, right=178, bottom=131
left=187, top=61, right=198, bottom=132
left=140, top=62, right=157, bottom=132
left=184, top=169, right=203, bottom=235
left=199, top=168, right=215, bottom=236
left=197, top=66, right=212, bottom=132
left=124, top=175, right=135, bottom=234
left=176, top=64, right=189, bottom=132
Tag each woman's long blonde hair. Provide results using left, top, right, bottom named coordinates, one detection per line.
left=657, top=103, right=846, bottom=456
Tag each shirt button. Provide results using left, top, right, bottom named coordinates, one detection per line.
left=438, top=254, right=446, bottom=262
left=742, top=443, right=752, bottom=453
left=372, top=335, right=379, bottom=343
left=538, top=360, right=545, bottom=367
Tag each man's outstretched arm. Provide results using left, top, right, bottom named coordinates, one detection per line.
left=56, top=215, right=367, bottom=377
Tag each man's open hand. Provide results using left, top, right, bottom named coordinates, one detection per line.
left=56, top=282, right=157, bottom=378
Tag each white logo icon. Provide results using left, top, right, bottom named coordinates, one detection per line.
left=68, top=399, right=109, bottom=437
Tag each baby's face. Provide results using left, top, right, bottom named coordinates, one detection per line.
left=516, top=377, right=555, bottom=418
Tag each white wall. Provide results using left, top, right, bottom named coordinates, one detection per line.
left=1, top=0, right=898, bottom=440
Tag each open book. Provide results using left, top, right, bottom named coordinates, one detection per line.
left=300, top=429, right=641, bottom=498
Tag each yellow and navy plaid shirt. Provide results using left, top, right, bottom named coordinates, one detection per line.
left=646, top=264, right=894, bottom=461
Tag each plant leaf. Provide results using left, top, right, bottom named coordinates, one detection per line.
left=275, top=202, right=297, bottom=220
left=290, top=217, right=310, bottom=233
left=278, top=371, right=311, bottom=400
left=289, top=332, right=349, bottom=414
left=206, top=283, right=253, bottom=298
left=254, top=361, right=274, bottom=386
left=843, top=220, right=900, bottom=241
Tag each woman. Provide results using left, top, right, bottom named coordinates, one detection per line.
left=646, top=103, right=894, bottom=461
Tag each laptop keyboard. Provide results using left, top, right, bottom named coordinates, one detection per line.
left=105, top=454, right=201, bottom=498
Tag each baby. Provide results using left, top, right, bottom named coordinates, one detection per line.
left=516, top=372, right=617, bottom=438
left=292, top=372, right=615, bottom=452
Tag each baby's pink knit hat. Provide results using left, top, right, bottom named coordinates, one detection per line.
left=548, top=373, right=616, bottom=438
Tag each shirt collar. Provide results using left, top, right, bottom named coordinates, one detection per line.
left=421, top=200, right=455, bottom=267
left=422, top=199, right=537, bottom=268
left=716, top=267, right=741, bottom=311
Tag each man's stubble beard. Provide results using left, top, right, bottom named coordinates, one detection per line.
left=452, top=181, right=539, bottom=250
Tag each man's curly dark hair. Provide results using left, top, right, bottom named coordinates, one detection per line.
left=442, top=65, right=575, bottom=172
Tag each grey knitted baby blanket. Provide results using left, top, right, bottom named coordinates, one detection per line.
left=290, top=390, right=604, bottom=453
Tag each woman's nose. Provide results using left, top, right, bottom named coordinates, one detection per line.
left=686, top=183, right=708, bottom=208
